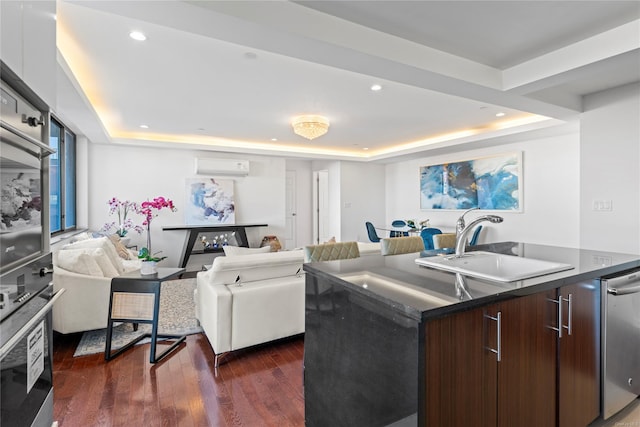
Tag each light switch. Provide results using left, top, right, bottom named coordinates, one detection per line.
left=593, top=200, right=613, bottom=211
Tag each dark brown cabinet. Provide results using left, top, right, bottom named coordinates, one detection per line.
left=425, top=281, right=599, bottom=427
left=556, top=281, right=601, bottom=426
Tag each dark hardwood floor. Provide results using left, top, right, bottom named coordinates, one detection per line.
left=52, top=332, right=305, bottom=427
left=53, top=330, right=640, bottom=426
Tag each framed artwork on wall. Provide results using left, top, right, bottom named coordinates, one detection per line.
left=184, top=178, right=235, bottom=225
left=420, top=152, right=522, bottom=211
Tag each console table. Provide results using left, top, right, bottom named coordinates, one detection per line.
left=105, top=267, right=186, bottom=363
left=163, top=224, right=268, bottom=268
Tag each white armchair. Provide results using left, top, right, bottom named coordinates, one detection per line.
left=195, top=249, right=305, bottom=366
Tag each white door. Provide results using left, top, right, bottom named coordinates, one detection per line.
left=284, top=170, right=296, bottom=250
left=313, top=170, right=330, bottom=244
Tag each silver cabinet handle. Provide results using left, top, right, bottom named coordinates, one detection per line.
left=485, top=311, right=502, bottom=362
left=547, top=295, right=563, bottom=338
left=563, top=293, right=572, bottom=336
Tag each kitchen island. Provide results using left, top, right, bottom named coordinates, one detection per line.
left=302, top=242, right=640, bottom=427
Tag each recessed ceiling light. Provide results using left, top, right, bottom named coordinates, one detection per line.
left=129, top=31, right=147, bottom=41
left=244, top=52, right=257, bottom=60
left=271, top=138, right=278, bottom=141
left=496, top=112, right=506, bottom=117
left=363, top=147, right=369, bottom=150
left=139, top=124, right=149, bottom=129
left=370, top=84, right=382, bottom=91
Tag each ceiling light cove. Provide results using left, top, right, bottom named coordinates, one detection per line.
left=110, top=131, right=364, bottom=158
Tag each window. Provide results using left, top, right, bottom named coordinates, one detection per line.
left=49, top=117, right=76, bottom=234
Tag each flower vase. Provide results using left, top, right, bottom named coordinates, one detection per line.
left=146, top=222, right=152, bottom=256
left=140, top=260, right=157, bottom=275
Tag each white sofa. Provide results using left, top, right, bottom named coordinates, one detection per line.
left=195, top=249, right=305, bottom=366
left=52, top=235, right=141, bottom=334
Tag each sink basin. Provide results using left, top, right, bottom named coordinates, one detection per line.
left=415, top=251, right=573, bottom=282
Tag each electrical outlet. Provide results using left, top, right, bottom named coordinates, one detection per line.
left=592, top=255, right=612, bottom=266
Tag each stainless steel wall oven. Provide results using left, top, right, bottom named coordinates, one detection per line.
left=1, top=76, right=60, bottom=427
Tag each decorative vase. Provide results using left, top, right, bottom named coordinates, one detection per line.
left=260, top=235, right=282, bottom=252
left=140, top=260, right=157, bottom=275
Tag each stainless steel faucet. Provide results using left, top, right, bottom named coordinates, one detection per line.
left=455, top=207, right=503, bottom=257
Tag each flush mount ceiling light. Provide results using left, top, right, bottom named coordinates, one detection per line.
left=291, top=115, right=330, bottom=140
left=129, top=31, right=146, bottom=41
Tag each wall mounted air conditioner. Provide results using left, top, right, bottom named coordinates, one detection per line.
left=195, top=158, right=250, bottom=176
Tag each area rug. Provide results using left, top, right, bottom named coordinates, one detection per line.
left=74, top=278, right=203, bottom=357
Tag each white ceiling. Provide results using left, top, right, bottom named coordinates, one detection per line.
left=55, top=0, right=640, bottom=162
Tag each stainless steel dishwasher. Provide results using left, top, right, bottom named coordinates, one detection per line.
left=602, top=269, right=640, bottom=419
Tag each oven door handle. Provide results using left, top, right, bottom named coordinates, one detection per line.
left=607, top=283, right=640, bottom=296
left=0, top=288, right=65, bottom=360
left=0, top=120, right=55, bottom=155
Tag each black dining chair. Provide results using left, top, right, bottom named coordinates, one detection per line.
left=365, top=222, right=381, bottom=242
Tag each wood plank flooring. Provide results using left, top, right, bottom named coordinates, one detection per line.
left=53, top=331, right=640, bottom=426
left=52, top=332, right=305, bottom=427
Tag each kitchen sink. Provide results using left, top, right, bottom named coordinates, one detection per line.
left=415, top=251, right=573, bottom=282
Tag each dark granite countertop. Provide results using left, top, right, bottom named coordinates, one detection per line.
left=302, top=241, right=640, bottom=321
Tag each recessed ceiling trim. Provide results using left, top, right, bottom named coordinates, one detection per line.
left=503, top=20, right=640, bottom=91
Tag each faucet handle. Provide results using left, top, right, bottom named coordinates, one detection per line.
left=460, top=207, right=480, bottom=219
left=456, top=207, right=479, bottom=233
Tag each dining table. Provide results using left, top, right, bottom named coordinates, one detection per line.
left=376, top=225, right=421, bottom=236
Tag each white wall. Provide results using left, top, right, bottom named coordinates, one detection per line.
left=87, top=143, right=287, bottom=268
left=580, top=82, right=640, bottom=254
left=340, top=161, right=386, bottom=242
left=308, top=160, right=386, bottom=243
left=385, top=131, right=581, bottom=248
left=311, top=160, right=342, bottom=241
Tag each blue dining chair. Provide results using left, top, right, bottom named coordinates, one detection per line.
left=469, top=225, right=483, bottom=246
left=391, top=219, right=408, bottom=237
left=365, top=222, right=381, bottom=242
left=420, top=228, right=442, bottom=250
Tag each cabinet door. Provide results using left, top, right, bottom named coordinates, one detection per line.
left=425, top=306, right=497, bottom=426
left=557, top=281, right=600, bottom=426
left=497, top=290, right=557, bottom=427
left=22, top=0, right=57, bottom=108
left=1, top=0, right=23, bottom=76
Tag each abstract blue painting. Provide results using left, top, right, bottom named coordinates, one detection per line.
left=184, top=178, right=235, bottom=224
left=420, top=152, right=522, bottom=211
